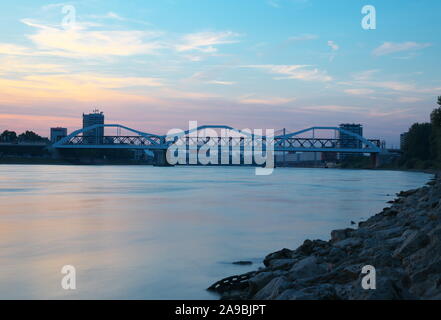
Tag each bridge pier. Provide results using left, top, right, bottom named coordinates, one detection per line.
left=153, top=149, right=173, bottom=167
left=47, top=146, right=61, bottom=159
left=370, top=153, right=381, bottom=168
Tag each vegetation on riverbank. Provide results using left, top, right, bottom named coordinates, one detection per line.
left=399, top=96, right=441, bottom=170
left=0, top=130, right=48, bottom=144
left=339, top=96, right=441, bottom=171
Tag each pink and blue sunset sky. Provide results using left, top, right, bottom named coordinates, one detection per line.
left=0, top=0, right=440, bottom=146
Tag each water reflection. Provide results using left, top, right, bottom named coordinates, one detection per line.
left=0, top=165, right=430, bottom=299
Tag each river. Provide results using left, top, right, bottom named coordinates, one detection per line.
left=0, top=165, right=430, bottom=299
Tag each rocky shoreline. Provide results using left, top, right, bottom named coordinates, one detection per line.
left=208, top=172, right=441, bottom=300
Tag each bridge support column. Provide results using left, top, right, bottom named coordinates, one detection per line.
left=48, top=146, right=61, bottom=159
left=370, top=153, right=381, bottom=168
left=153, top=149, right=173, bottom=167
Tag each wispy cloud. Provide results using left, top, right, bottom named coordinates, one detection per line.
left=243, top=64, right=332, bottom=82
left=373, top=41, right=431, bottom=56
left=327, top=40, right=339, bottom=61
left=344, top=88, right=374, bottom=95
left=20, top=19, right=163, bottom=58
left=0, top=56, right=67, bottom=74
left=343, top=70, right=419, bottom=95
left=175, top=31, right=240, bottom=53
left=0, top=73, right=163, bottom=106
left=13, top=18, right=240, bottom=59
left=352, top=69, right=380, bottom=81
left=397, top=97, right=424, bottom=103
left=41, top=3, right=66, bottom=12
left=85, top=11, right=152, bottom=26
left=207, top=80, right=235, bottom=85
left=0, top=43, right=37, bottom=56
left=239, top=97, right=295, bottom=105
left=190, top=64, right=236, bottom=85
left=267, top=1, right=281, bottom=8
left=299, top=105, right=362, bottom=113
left=370, top=81, right=416, bottom=91
left=88, top=12, right=125, bottom=21
left=327, top=40, right=339, bottom=51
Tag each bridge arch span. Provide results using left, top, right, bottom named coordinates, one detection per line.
left=53, top=124, right=162, bottom=148
left=275, top=126, right=382, bottom=153
left=164, top=124, right=267, bottom=140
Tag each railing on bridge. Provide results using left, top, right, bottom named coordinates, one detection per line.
left=53, top=124, right=384, bottom=154
left=64, top=135, right=162, bottom=147
left=274, top=137, right=382, bottom=150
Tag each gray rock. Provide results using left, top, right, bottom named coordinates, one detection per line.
left=253, top=276, right=291, bottom=300
left=353, top=228, right=371, bottom=239
left=232, top=261, right=253, bottom=265
left=276, top=288, right=316, bottom=300
left=267, top=259, right=296, bottom=269
left=288, top=256, right=328, bottom=280
left=351, top=278, right=403, bottom=300
left=263, top=248, right=292, bottom=267
left=327, top=247, right=346, bottom=262
left=333, top=237, right=363, bottom=250
left=352, top=267, right=414, bottom=300
left=296, top=239, right=330, bottom=255
left=248, top=271, right=282, bottom=295
left=331, top=228, right=355, bottom=243
left=397, top=189, right=418, bottom=197
left=374, top=226, right=404, bottom=240
left=277, top=284, right=338, bottom=300
left=393, top=231, right=430, bottom=259
left=428, top=225, right=441, bottom=242
left=318, top=264, right=365, bottom=285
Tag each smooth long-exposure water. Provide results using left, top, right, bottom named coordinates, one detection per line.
left=0, top=165, right=430, bottom=299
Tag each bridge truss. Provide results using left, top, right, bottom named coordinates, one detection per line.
left=53, top=124, right=383, bottom=154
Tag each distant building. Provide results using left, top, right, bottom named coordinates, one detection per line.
left=83, top=109, right=104, bottom=144
left=339, top=123, right=363, bottom=160
left=275, top=152, right=322, bottom=164
left=400, top=132, right=409, bottom=150
left=50, top=127, right=67, bottom=143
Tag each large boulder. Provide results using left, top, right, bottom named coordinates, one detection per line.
left=393, top=230, right=430, bottom=259
left=248, top=271, right=284, bottom=296
left=331, top=229, right=355, bottom=243
left=288, top=256, right=328, bottom=280
left=253, top=276, right=291, bottom=300
left=263, top=248, right=292, bottom=267
left=333, top=237, right=363, bottom=250
left=277, top=284, right=338, bottom=300
left=267, top=259, right=296, bottom=269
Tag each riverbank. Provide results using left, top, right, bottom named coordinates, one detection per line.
left=0, top=157, right=153, bottom=165
left=208, top=172, right=441, bottom=300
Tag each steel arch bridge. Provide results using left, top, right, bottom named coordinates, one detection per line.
left=52, top=123, right=383, bottom=154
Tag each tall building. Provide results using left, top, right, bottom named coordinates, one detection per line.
left=339, top=123, right=363, bottom=159
left=83, top=109, right=104, bottom=144
left=50, top=127, right=67, bottom=143
left=400, top=132, right=409, bottom=150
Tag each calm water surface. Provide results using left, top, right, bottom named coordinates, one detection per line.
left=0, top=165, right=430, bottom=299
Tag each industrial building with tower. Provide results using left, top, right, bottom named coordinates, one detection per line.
left=82, top=109, right=105, bottom=144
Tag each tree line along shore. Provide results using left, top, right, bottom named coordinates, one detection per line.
left=1, top=96, right=441, bottom=168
